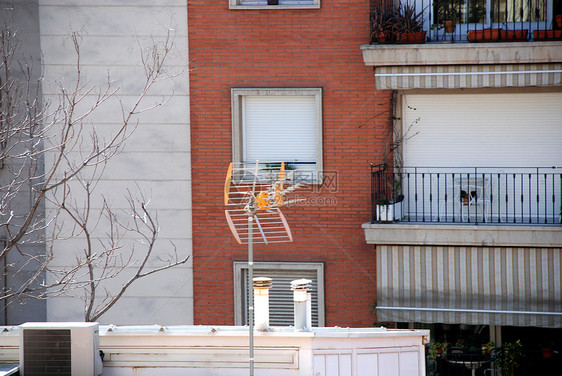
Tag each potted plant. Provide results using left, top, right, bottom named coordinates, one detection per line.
left=500, top=28, right=528, bottom=42
left=540, top=343, right=555, bottom=359
left=370, top=6, right=394, bottom=44
left=534, top=29, right=562, bottom=41
left=393, top=3, right=427, bottom=44
left=468, top=28, right=502, bottom=42
left=444, top=20, right=456, bottom=33
left=376, top=174, right=404, bottom=222
left=267, top=0, right=279, bottom=4
left=555, top=14, right=562, bottom=28
left=450, top=338, right=466, bottom=354
left=376, top=198, right=403, bottom=222
left=496, top=340, right=523, bottom=376
left=481, top=341, right=495, bottom=355
left=429, top=342, right=447, bottom=361
left=534, top=16, right=562, bottom=40
left=433, top=0, right=462, bottom=33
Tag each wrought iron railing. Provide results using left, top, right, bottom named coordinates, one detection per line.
left=371, top=164, right=562, bottom=224
left=369, top=0, right=562, bottom=43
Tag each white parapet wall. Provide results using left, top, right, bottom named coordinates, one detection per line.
left=0, top=325, right=429, bottom=376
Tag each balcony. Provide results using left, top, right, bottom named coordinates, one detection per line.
left=369, top=0, right=562, bottom=44
left=370, top=164, right=562, bottom=225
left=365, top=165, right=562, bottom=333
left=362, top=0, right=562, bottom=90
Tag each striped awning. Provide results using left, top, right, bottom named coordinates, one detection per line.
left=375, top=63, right=562, bottom=90
left=376, top=245, right=562, bottom=328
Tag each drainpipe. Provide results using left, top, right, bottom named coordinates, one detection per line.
left=291, top=278, right=312, bottom=332
left=253, top=277, right=272, bottom=331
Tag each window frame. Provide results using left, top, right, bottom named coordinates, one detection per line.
left=231, top=87, right=323, bottom=177
left=233, top=261, right=325, bottom=327
left=229, top=0, right=320, bottom=10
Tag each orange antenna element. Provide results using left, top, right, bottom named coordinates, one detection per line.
left=274, top=182, right=284, bottom=206
left=279, top=161, right=285, bottom=186
left=255, top=191, right=270, bottom=210
left=275, top=161, right=286, bottom=205
left=224, top=163, right=233, bottom=206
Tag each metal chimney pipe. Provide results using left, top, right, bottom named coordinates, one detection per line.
left=306, top=291, right=312, bottom=331
left=253, top=277, right=272, bottom=331
left=291, top=278, right=312, bottom=332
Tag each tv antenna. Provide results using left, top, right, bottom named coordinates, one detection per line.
left=224, top=161, right=302, bottom=376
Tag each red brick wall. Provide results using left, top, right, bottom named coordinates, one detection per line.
left=188, top=0, right=392, bottom=327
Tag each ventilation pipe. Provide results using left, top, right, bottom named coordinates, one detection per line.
left=253, top=277, right=272, bottom=331
left=291, top=278, right=312, bottom=332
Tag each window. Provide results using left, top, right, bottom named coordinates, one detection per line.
left=433, top=0, right=552, bottom=25
left=493, top=0, right=547, bottom=22
left=233, top=261, right=325, bottom=327
left=229, top=0, right=320, bottom=10
left=464, top=0, right=549, bottom=23
left=231, top=88, right=322, bottom=176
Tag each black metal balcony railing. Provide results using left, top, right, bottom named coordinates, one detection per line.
left=370, top=0, right=562, bottom=44
left=370, top=164, right=562, bottom=224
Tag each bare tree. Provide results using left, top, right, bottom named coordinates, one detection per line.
left=0, top=22, right=189, bottom=321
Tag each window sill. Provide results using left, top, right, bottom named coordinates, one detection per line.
left=230, top=4, right=320, bottom=9
left=229, top=0, right=320, bottom=10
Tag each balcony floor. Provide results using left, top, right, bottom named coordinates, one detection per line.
left=362, top=221, right=562, bottom=247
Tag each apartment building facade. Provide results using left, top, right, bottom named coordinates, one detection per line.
left=361, top=0, right=562, bottom=372
left=189, top=0, right=561, bottom=372
left=188, top=0, right=385, bottom=327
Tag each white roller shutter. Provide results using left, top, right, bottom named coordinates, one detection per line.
left=243, top=95, right=317, bottom=166
left=402, top=92, right=562, bottom=167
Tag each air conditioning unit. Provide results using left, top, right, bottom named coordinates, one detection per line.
left=19, top=322, right=103, bottom=376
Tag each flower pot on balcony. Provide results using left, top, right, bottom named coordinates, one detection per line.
left=555, top=14, right=562, bottom=28
left=396, top=31, right=426, bottom=44
left=268, top=0, right=279, bottom=4
left=377, top=201, right=403, bottom=222
left=444, top=20, right=456, bottom=33
left=374, top=31, right=390, bottom=44
left=533, top=29, right=562, bottom=41
left=467, top=28, right=501, bottom=42
left=542, top=347, right=554, bottom=359
left=500, top=29, right=528, bottom=42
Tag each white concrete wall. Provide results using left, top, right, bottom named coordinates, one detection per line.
left=0, top=0, right=47, bottom=325
left=97, top=326, right=428, bottom=376
left=0, top=325, right=429, bottom=376
left=38, top=1, right=192, bottom=324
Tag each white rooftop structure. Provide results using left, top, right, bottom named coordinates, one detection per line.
left=0, top=324, right=429, bottom=376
